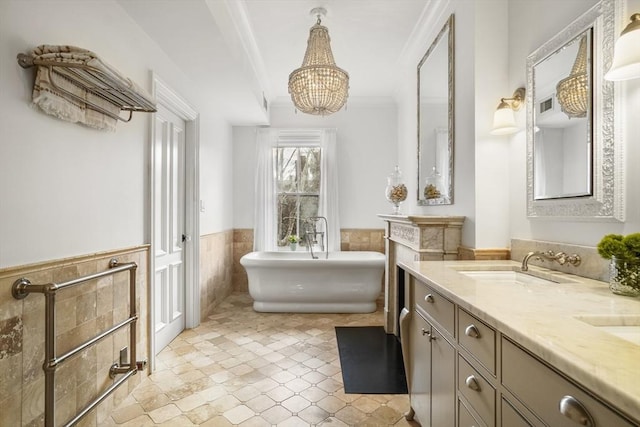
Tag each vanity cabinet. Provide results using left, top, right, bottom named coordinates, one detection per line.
left=456, top=307, right=497, bottom=427
left=501, top=337, right=636, bottom=427
left=405, top=278, right=456, bottom=426
left=458, top=354, right=495, bottom=426
left=457, top=308, right=496, bottom=375
left=401, top=269, right=638, bottom=427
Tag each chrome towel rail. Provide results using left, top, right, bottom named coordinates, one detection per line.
left=12, top=258, right=144, bottom=427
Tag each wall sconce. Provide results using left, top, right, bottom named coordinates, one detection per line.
left=605, top=13, right=640, bottom=81
left=490, top=87, right=526, bottom=135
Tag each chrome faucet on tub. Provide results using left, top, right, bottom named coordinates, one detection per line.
left=521, top=250, right=581, bottom=271
left=303, top=216, right=329, bottom=259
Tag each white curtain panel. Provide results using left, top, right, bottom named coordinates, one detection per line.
left=319, top=128, right=341, bottom=252
left=253, top=128, right=340, bottom=252
left=253, top=128, right=279, bottom=251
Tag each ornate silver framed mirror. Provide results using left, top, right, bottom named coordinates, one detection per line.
left=417, top=14, right=454, bottom=206
left=526, top=0, right=624, bottom=221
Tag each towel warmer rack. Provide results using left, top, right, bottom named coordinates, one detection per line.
left=12, top=258, right=145, bottom=427
left=17, top=53, right=157, bottom=122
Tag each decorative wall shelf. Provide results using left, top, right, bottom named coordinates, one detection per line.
left=17, top=50, right=156, bottom=123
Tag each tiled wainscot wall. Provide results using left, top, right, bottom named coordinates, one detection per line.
left=199, top=230, right=234, bottom=321
left=0, top=246, right=149, bottom=427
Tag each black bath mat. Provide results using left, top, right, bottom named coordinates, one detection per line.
left=335, top=326, right=408, bottom=394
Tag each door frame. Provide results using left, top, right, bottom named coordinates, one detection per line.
left=149, top=72, right=200, bottom=370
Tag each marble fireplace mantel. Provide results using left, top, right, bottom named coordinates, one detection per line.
left=378, top=214, right=465, bottom=335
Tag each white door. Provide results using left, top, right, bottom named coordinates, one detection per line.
left=153, top=104, right=187, bottom=354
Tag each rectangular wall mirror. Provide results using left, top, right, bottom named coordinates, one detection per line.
left=526, top=0, right=624, bottom=221
left=533, top=30, right=592, bottom=200
left=417, top=14, right=454, bottom=206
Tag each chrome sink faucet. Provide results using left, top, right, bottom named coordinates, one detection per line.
left=521, top=250, right=581, bottom=271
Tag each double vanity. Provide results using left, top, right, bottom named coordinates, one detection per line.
left=398, top=260, right=640, bottom=426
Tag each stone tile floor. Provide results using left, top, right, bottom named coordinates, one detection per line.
left=106, top=293, right=417, bottom=426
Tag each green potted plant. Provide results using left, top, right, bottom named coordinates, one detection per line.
left=288, top=235, right=300, bottom=251
left=597, top=233, right=640, bottom=296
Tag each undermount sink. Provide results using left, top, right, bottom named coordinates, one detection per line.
left=575, top=315, right=640, bottom=346
left=457, top=270, right=561, bottom=286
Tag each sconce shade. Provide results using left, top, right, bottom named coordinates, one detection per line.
left=556, top=36, right=588, bottom=118
left=490, top=87, right=524, bottom=136
left=288, top=10, right=349, bottom=115
left=490, top=103, right=519, bottom=135
left=605, top=13, right=640, bottom=81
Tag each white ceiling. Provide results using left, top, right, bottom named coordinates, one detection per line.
left=117, top=0, right=430, bottom=124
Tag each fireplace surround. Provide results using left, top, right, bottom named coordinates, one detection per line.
left=378, top=215, right=465, bottom=335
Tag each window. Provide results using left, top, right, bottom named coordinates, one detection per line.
left=254, top=128, right=339, bottom=252
left=274, top=146, right=321, bottom=246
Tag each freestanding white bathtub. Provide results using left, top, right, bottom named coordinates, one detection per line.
left=240, top=251, right=385, bottom=313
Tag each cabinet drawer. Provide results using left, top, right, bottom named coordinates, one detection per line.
left=459, top=399, right=483, bottom=427
left=458, top=308, right=496, bottom=375
left=414, top=278, right=455, bottom=335
left=458, top=355, right=495, bottom=427
left=501, top=337, right=636, bottom=427
left=501, top=398, right=533, bottom=427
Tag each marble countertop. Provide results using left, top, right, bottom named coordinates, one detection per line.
left=399, top=260, right=640, bottom=422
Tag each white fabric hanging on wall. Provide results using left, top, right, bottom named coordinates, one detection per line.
left=253, top=128, right=340, bottom=252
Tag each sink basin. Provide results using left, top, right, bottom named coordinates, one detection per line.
left=575, top=315, right=640, bottom=346
left=458, top=270, right=560, bottom=286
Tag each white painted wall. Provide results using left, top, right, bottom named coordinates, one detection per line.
left=0, top=0, right=234, bottom=268
left=232, top=101, right=398, bottom=229
left=395, top=1, right=477, bottom=241
left=472, top=0, right=513, bottom=249
left=395, top=0, right=506, bottom=249
left=508, top=0, right=640, bottom=246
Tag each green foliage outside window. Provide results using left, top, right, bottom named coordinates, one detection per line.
left=274, top=146, right=321, bottom=246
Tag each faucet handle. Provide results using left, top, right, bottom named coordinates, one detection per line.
left=555, top=251, right=568, bottom=265
left=567, top=254, right=581, bottom=267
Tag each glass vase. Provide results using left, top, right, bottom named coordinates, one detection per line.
left=609, top=256, right=640, bottom=297
left=424, top=166, right=443, bottom=200
left=385, top=166, right=407, bottom=215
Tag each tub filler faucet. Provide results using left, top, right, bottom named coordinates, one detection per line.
left=303, top=216, right=329, bottom=259
left=521, top=250, right=581, bottom=271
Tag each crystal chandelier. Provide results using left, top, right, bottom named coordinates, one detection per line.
left=556, top=35, right=589, bottom=119
left=288, top=7, right=349, bottom=115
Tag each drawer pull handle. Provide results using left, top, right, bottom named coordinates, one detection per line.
left=465, top=324, right=481, bottom=338
left=465, top=375, right=481, bottom=392
left=559, top=395, right=595, bottom=427
left=425, top=294, right=435, bottom=303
